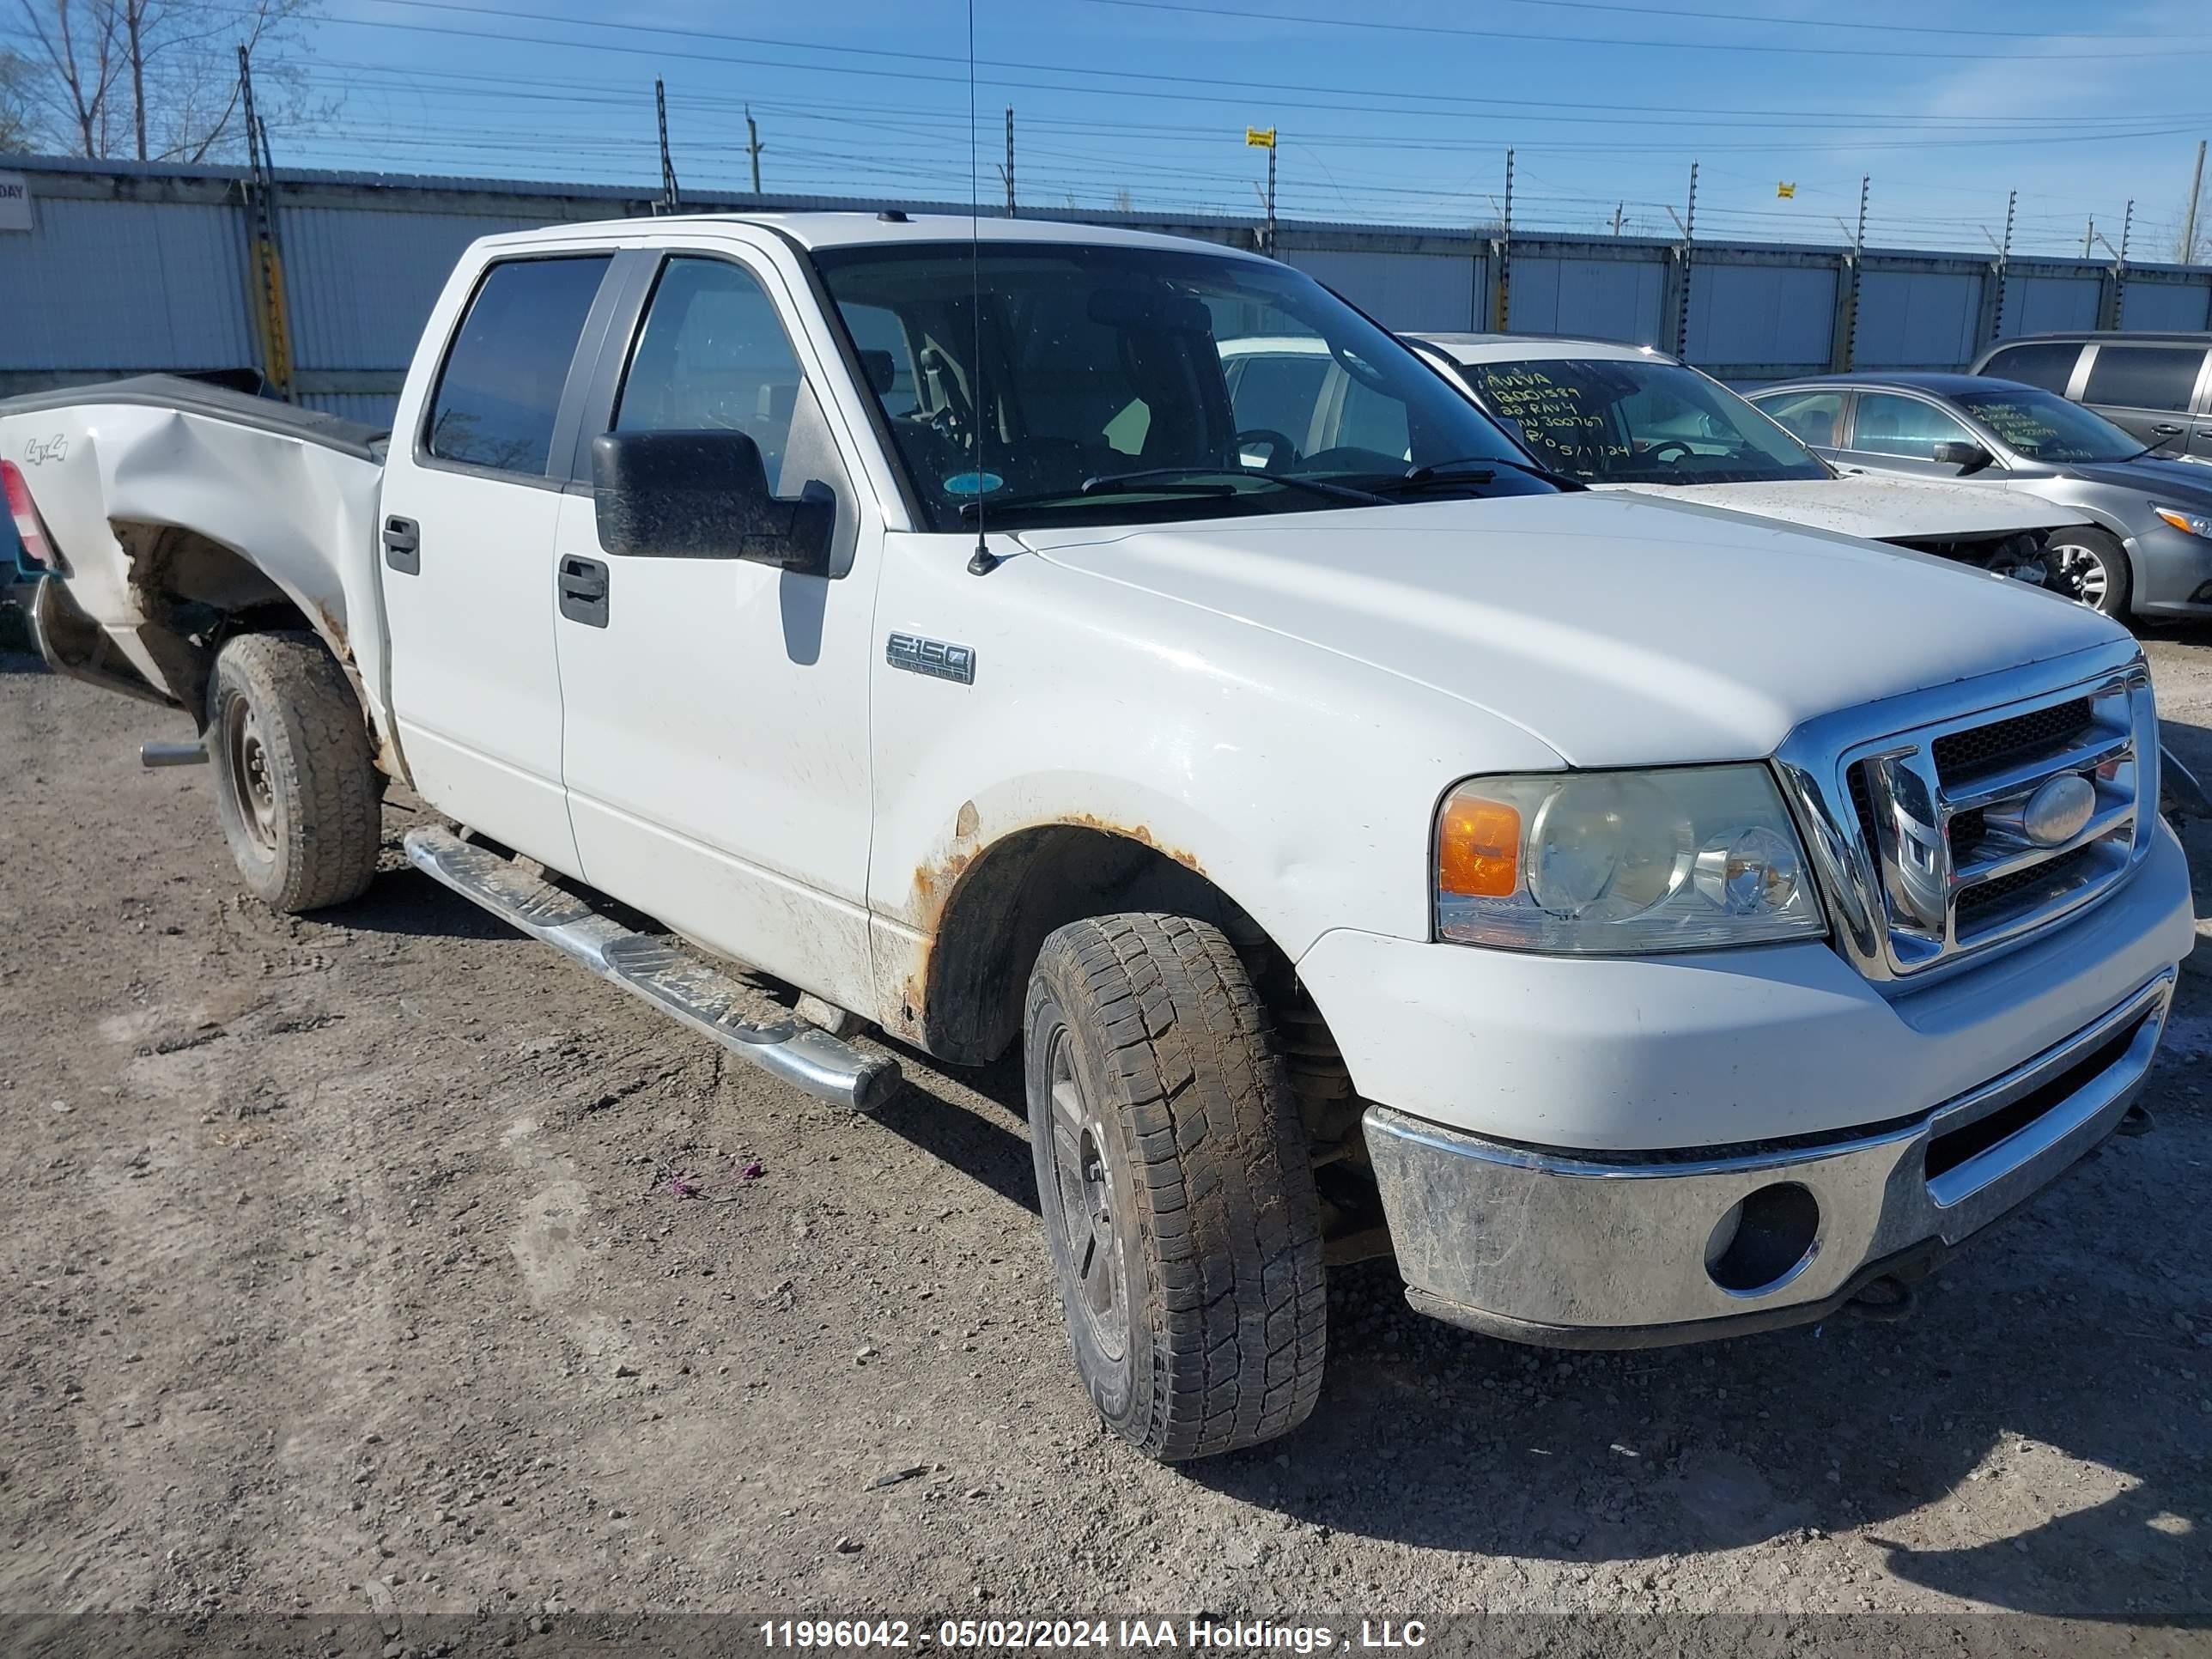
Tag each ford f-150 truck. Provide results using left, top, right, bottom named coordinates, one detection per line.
left=2, top=214, right=2197, bottom=1462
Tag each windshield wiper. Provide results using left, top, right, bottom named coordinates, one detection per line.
left=957, top=465, right=1386, bottom=521
left=1390, top=454, right=1588, bottom=492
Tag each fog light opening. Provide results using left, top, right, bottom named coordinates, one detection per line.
left=1705, top=1182, right=1821, bottom=1295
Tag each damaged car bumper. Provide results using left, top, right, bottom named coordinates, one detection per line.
left=1364, top=969, right=2176, bottom=1349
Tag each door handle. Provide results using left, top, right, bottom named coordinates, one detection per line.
left=558, top=556, right=610, bottom=629
left=2154, top=423, right=2184, bottom=436
left=382, top=515, right=421, bottom=575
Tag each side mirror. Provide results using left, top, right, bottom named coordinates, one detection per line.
left=1930, top=439, right=1995, bottom=475
left=591, top=430, right=835, bottom=572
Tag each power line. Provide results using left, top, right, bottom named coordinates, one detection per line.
left=1066, top=0, right=2212, bottom=59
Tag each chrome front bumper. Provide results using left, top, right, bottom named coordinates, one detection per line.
left=1364, top=970, right=2175, bottom=1348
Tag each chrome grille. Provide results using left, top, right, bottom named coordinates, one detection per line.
left=1776, top=644, right=2159, bottom=986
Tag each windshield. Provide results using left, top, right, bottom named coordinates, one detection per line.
left=1455, top=356, right=1829, bottom=486
left=811, top=242, right=1555, bottom=531
left=1952, top=385, right=2147, bottom=464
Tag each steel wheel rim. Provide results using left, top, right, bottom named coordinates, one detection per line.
left=1045, top=1026, right=1130, bottom=1362
left=224, top=699, right=278, bottom=854
left=2051, top=542, right=2110, bottom=607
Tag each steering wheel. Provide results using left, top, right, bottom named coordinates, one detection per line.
left=1235, top=427, right=1301, bottom=474
left=1645, top=439, right=1694, bottom=465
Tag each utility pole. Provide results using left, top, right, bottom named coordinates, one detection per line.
left=1001, top=106, right=1016, bottom=216
left=1493, top=147, right=1514, bottom=332
left=2185, top=139, right=2207, bottom=265
left=655, top=80, right=681, bottom=214
left=237, top=46, right=293, bottom=403
left=2084, top=215, right=2094, bottom=259
left=2121, top=198, right=2136, bottom=262
left=745, top=105, right=763, bottom=196
left=1612, top=201, right=1624, bottom=237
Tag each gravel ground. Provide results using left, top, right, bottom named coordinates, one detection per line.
left=2, top=622, right=2209, bottom=1646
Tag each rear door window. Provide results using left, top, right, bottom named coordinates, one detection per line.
left=2081, top=344, right=2204, bottom=411
left=425, top=256, right=612, bottom=475
left=1979, top=342, right=2081, bottom=396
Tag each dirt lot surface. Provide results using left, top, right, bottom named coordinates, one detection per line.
left=3, top=623, right=2210, bottom=1646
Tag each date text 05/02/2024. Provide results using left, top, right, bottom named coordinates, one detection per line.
left=757, top=1620, right=1429, bottom=1650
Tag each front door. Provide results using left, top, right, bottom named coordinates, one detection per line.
left=379, top=252, right=616, bottom=875
left=1837, top=389, right=1986, bottom=480
left=550, top=244, right=883, bottom=1011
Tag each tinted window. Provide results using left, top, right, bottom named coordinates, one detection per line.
left=2081, top=344, right=2203, bottom=411
left=813, top=242, right=1549, bottom=532
left=1980, top=342, right=2081, bottom=396
left=1755, top=390, right=1844, bottom=448
left=426, top=257, right=611, bottom=474
left=1850, top=392, right=1973, bottom=460
left=616, top=257, right=805, bottom=484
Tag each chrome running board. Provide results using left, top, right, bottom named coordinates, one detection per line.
left=403, top=825, right=900, bottom=1115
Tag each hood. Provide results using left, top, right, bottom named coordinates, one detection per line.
left=2061, top=453, right=2212, bottom=502
left=1018, top=492, right=2124, bottom=768
left=1607, top=474, right=2077, bottom=541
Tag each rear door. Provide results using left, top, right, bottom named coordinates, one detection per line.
left=379, top=251, right=621, bottom=875
left=2075, top=341, right=2207, bottom=456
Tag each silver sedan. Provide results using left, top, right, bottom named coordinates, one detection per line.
left=1748, top=371, right=2212, bottom=623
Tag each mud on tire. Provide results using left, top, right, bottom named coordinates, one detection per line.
left=1024, top=913, right=1327, bottom=1461
left=207, top=630, right=384, bottom=914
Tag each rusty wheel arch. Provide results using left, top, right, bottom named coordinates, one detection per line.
left=908, top=821, right=1292, bottom=1066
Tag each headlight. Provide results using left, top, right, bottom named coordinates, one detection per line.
left=2154, top=506, right=2212, bottom=539
left=1435, top=765, right=1825, bottom=953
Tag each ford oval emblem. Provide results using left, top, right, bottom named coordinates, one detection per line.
left=2021, top=774, right=2095, bottom=848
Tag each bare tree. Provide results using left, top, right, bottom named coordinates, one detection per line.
left=0, top=52, right=35, bottom=153
left=10, top=0, right=327, bottom=163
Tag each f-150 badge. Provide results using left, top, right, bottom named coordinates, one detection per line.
left=887, top=632, right=975, bottom=685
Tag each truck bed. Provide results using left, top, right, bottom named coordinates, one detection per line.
left=0, top=375, right=387, bottom=458
left=1, top=375, right=392, bottom=758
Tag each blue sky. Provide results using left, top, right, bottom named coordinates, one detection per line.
left=275, top=0, right=2212, bottom=260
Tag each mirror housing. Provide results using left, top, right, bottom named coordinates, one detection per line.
left=591, top=430, right=835, bottom=571
left=1930, top=439, right=1995, bottom=475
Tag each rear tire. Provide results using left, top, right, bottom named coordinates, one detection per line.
left=1024, top=914, right=1327, bottom=1461
left=2048, top=526, right=2132, bottom=620
left=206, top=631, right=384, bottom=914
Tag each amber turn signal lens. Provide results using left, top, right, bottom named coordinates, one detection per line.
left=1437, top=795, right=1522, bottom=897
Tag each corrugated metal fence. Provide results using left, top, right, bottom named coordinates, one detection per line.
left=6, top=154, right=2212, bottom=433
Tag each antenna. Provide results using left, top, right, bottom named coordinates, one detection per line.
left=965, top=0, right=999, bottom=575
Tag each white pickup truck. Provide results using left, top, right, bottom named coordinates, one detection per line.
left=3, top=214, right=2197, bottom=1462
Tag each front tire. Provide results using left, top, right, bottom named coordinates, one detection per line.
left=207, top=631, right=384, bottom=913
left=2048, top=526, right=2132, bottom=620
left=1024, top=914, right=1326, bottom=1461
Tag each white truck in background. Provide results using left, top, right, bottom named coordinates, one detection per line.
left=2, top=214, right=2197, bottom=1461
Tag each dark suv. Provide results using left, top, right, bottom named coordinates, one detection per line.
left=1970, top=331, right=2212, bottom=459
